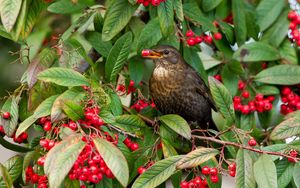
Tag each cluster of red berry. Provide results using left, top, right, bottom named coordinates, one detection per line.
left=137, top=161, right=154, bottom=174
left=25, top=166, right=48, bottom=188
left=39, top=138, right=57, bottom=151
left=180, top=176, right=208, bottom=188
left=123, top=137, right=139, bottom=151
left=287, top=150, right=298, bottom=163
left=79, top=106, right=104, bottom=127
left=131, top=99, right=156, bottom=112
left=233, top=81, right=274, bottom=114
left=136, top=0, right=165, bottom=7
left=201, top=166, right=219, bottom=183
left=185, top=29, right=222, bottom=46
left=288, top=11, right=300, bottom=46
left=280, top=86, right=300, bottom=115
left=116, top=80, right=138, bottom=94
left=228, top=163, right=236, bottom=177
left=68, top=141, right=115, bottom=184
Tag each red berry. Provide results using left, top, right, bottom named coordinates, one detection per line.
left=105, top=169, right=114, bottom=178
left=233, top=96, right=241, bottom=104
left=123, top=137, right=131, bottom=146
left=130, top=143, right=139, bottom=151
left=210, top=167, right=218, bottom=175
left=180, top=181, right=189, bottom=188
left=151, top=0, right=160, bottom=6
left=290, top=22, right=297, bottom=30
left=21, top=132, right=28, bottom=140
left=210, top=175, right=219, bottom=183
left=290, top=150, right=298, bottom=157
left=195, top=36, right=203, bottom=43
left=202, top=166, right=210, bottom=175
left=43, top=121, right=52, bottom=132
left=213, top=32, right=222, bottom=40
left=37, top=156, right=45, bottom=166
left=141, top=50, right=150, bottom=57
left=242, top=91, right=250, bottom=98
left=137, top=166, right=147, bottom=174
left=288, top=11, right=297, bottom=20
left=214, top=74, right=222, bottom=82
left=39, top=117, right=48, bottom=124
left=2, top=112, right=10, bottom=119
left=68, top=121, right=78, bottom=131
left=228, top=163, right=236, bottom=171
left=248, top=138, right=257, bottom=146
left=187, top=37, right=196, bottom=46
left=255, top=94, right=264, bottom=101
left=186, top=30, right=194, bottom=37
left=40, top=139, right=49, bottom=148
left=264, top=102, right=272, bottom=111
left=204, top=35, right=213, bottom=44
left=238, top=80, right=245, bottom=90
left=241, top=105, right=250, bottom=114
left=31, top=174, right=39, bottom=183
left=229, top=170, right=236, bottom=177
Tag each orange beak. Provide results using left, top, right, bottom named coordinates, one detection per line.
left=141, top=49, right=162, bottom=59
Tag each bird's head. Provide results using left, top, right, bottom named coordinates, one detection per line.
left=141, top=45, right=184, bottom=68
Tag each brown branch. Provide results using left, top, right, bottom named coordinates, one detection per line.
left=193, top=135, right=299, bottom=161
left=106, top=124, right=140, bottom=138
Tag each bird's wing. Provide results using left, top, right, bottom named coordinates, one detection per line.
left=187, top=67, right=218, bottom=112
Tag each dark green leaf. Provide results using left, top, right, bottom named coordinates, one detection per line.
left=0, top=0, right=22, bottom=32
left=0, top=97, right=19, bottom=137
left=236, top=149, right=255, bottom=188
left=202, top=0, right=222, bottom=12
left=93, top=137, right=129, bottom=187
left=105, top=32, right=132, bottom=82
left=240, top=114, right=255, bottom=131
left=38, top=67, right=90, bottom=87
left=280, top=39, right=298, bottom=64
left=173, top=0, right=183, bottom=21
left=294, top=162, right=300, bottom=188
left=3, top=155, right=23, bottom=182
left=47, top=0, right=92, bottom=14
left=253, top=155, right=278, bottom=188
left=137, top=18, right=162, bottom=53
left=157, top=0, right=174, bottom=37
left=277, top=160, right=294, bottom=188
left=109, top=92, right=122, bottom=116
left=256, top=0, right=285, bottom=32
left=22, top=151, right=39, bottom=182
left=255, top=65, right=300, bottom=85
left=113, top=114, right=146, bottom=135
left=102, top=0, right=136, bottom=41
left=233, top=42, right=281, bottom=62
left=232, top=0, right=247, bottom=45
left=129, top=59, right=144, bottom=85
left=208, top=76, right=235, bottom=125
left=0, top=137, right=32, bottom=153
left=132, top=155, right=183, bottom=188
left=162, top=139, right=178, bottom=158
left=45, top=134, right=85, bottom=188
left=62, top=100, right=84, bottom=121
left=160, top=114, right=191, bottom=140
left=86, top=31, right=112, bottom=58
left=255, top=85, right=280, bottom=95
left=176, top=148, right=219, bottom=169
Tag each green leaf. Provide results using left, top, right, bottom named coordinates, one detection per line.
left=0, top=97, right=19, bottom=137
left=176, top=148, right=219, bottom=169
left=202, top=0, right=222, bottom=12
left=236, top=149, right=255, bottom=188
left=277, top=160, right=294, bottom=188
left=255, top=65, right=300, bottom=85
left=102, top=0, right=136, bottom=41
left=0, top=163, right=12, bottom=188
left=38, top=67, right=90, bottom=87
left=233, top=42, right=280, bottom=62
left=232, top=0, right=247, bottom=45
left=173, top=0, right=183, bottom=21
left=16, top=94, right=59, bottom=137
left=109, top=92, right=122, bottom=116
left=93, top=137, right=129, bottom=187
left=0, top=0, right=22, bottom=32
left=129, top=59, right=144, bottom=85
left=132, top=155, right=183, bottom=188
left=45, top=134, right=85, bottom=188
left=280, top=39, right=298, bottom=64
left=62, top=100, right=84, bottom=121
left=0, top=137, right=32, bottom=153
left=256, top=0, right=285, bottom=32
left=240, top=114, right=255, bottom=131
left=22, top=151, right=39, bottom=182
left=47, top=0, right=92, bottom=14
left=160, top=114, right=191, bottom=140
left=294, top=162, right=300, bottom=188
left=51, top=87, right=85, bottom=122
left=3, top=156, right=23, bottom=183
left=270, top=115, right=300, bottom=140
left=254, top=155, right=278, bottom=188
left=255, top=85, right=280, bottom=95
left=157, top=0, right=174, bottom=37
left=86, top=31, right=112, bottom=58
left=137, top=18, right=162, bottom=53
left=261, top=9, right=289, bottom=47
left=105, top=32, right=132, bottom=83
left=162, top=139, right=178, bottom=158
left=183, top=1, right=216, bottom=32
left=208, top=76, right=235, bottom=125
left=113, top=114, right=146, bottom=135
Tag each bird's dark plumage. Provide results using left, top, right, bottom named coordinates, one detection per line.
left=143, top=45, right=217, bottom=129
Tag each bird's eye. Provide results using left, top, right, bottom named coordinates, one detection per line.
left=163, top=50, right=169, bottom=55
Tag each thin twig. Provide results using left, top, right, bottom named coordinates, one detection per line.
left=122, top=106, right=156, bottom=126
left=106, top=124, right=140, bottom=138
left=193, top=135, right=299, bottom=161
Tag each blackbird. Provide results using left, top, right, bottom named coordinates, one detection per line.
left=142, top=45, right=217, bottom=129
